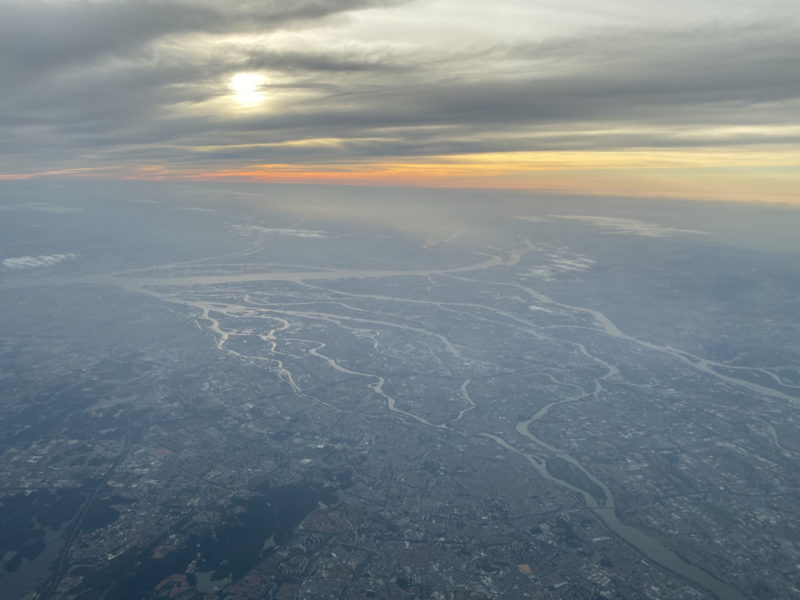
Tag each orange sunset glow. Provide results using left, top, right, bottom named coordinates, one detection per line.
left=0, top=0, right=797, bottom=204
left=2, top=3, right=800, bottom=600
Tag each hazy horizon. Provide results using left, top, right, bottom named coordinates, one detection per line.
left=1, top=0, right=798, bottom=204
left=2, top=2, right=800, bottom=599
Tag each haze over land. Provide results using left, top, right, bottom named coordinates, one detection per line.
left=2, top=1, right=800, bottom=599
left=2, top=181, right=800, bottom=599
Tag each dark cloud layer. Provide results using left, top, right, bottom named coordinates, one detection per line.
left=0, top=0, right=798, bottom=175
left=0, top=0, right=399, bottom=71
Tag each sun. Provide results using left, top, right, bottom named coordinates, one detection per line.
left=231, top=73, right=263, bottom=106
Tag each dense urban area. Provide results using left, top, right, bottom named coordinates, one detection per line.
left=2, top=183, right=799, bottom=600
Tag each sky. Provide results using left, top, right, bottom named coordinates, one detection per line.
left=1, top=0, right=798, bottom=203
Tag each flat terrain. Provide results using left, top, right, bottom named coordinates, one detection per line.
left=2, top=182, right=799, bottom=599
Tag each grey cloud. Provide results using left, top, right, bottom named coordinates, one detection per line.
left=0, top=0, right=404, bottom=89
left=1, top=7, right=798, bottom=173
left=240, top=48, right=410, bottom=73
left=515, top=25, right=800, bottom=98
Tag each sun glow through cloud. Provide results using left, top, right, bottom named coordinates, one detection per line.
left=0, top=1, right=798, bottom=204
left=231, top=73, right=264, bottom=106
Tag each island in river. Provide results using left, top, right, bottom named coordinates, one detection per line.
left=1, top=181, right=799, bottom=599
